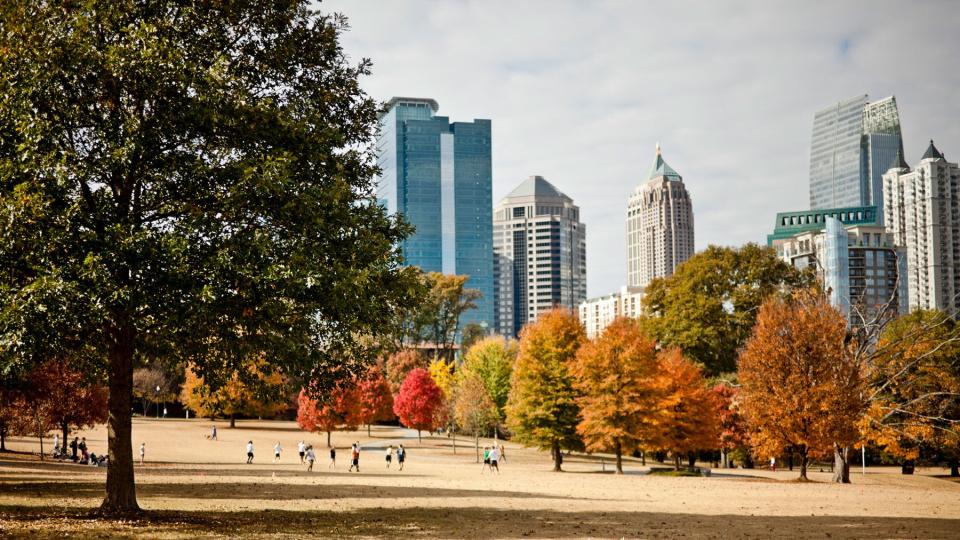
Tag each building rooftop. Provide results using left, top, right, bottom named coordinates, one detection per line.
left=383, top=97, right=440, bottom=113
left=646, top=144, right=681, bottom=181
left=921, top=139, right=944, bottom=161
left=504, top=175, right=572, bottom=202
left=767, top=206, right=879, bottom=245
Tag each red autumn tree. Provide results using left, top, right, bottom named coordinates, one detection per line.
left=393, top=368, right=443, bottom=443
left=570, top=317, right=661, bottom=473
left=712, top=383, right=748, bottom=468
left=296, top=386, right=360, bottom=448
left=356, top=366, right=394, bottom=436
left=738, top=290, right=863, bottom=481
left=654, top=348, right=720, bottom=470
left=385, top=349, right=428, bottom=394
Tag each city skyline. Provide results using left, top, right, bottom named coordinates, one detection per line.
left=325, top=0, right=960, bottom=298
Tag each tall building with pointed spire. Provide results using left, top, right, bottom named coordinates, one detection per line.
left=493, top=176, right=586, bottom=337
left=626, top=145, right=695, bottom=288
left=883, top=140, right=960, bottom=315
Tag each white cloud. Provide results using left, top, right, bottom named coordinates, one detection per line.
left=322, top=0, right=960, bottom=297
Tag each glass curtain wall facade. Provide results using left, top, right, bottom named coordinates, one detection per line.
left=376, top=97, right=494, bottom=331
left=809, top=95, right=904, bottom=219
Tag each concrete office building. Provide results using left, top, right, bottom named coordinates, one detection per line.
left=578, top=286, right=645, bottom=339
left=626, top=145, right=694, bottom=289
left=493, top=176, right=586, bottom=337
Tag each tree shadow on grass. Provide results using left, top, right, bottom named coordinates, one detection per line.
left=0, top=505, right=957, bottom=539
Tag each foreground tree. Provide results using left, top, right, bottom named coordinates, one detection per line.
left=643, top=244, right=809, bottom=375
left=393, top=368, right=444, bottom=443
left=570, top=318, right=661, bottom=473
left=0, top=2, right=421, bottom=513
left=738, top=290, right=863, bottom=480
left=862, top=310, right=960, bottom=476
left=654, top=349, right=720, bottom=470
left=506, top=309, right=585, bottom=471
left=296, top=387, right=359, bottom=448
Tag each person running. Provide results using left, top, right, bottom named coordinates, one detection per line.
left=298, top=440, right=306, bottom=464
left=139, top=442, right=146, bottom=465
left=246, top=440, right=254, bottom=464
left=397, top=444, right=406, bottom=471
left=489, top=446, right=500, bottom=474
left=482, top=446, right=490, bottom=473
left=211, top=425, right=218, bottom=440
left=305, top=445, right=316, bottom=472
left=348, top=443, right=360, bottom=472
left=329, top=446, right=337, bottom=468
left=273, top=441, right=282, bottom=463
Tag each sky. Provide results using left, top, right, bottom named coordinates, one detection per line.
left=322, top=0, right=960, bottom=298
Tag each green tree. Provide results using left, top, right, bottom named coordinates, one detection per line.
left=506, top=309, right=585, bottom=471
left=416, top=272, right=481, bottom=360
left=0, top=2, right=420, bottom=514
left=643, top=244, right=809, bottom=375
left=461, top=336, right=517, bottom=422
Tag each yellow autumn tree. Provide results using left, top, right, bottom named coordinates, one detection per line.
left=570, top=317, right=661, bottom=473
left=181, top=357, right=288, bottom=428
left=738, top=289, right=864, bottom=480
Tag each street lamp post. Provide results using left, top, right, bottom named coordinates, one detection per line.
left=155, top=385, right=160, bottom=419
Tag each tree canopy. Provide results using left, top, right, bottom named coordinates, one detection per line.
left=0, top=1, right=421, bottom=513
left=460, top=336, right=516, bottom=422
left=643, top=244, right=810, bottom=375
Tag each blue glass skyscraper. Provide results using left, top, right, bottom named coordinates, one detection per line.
left=376, top=97, right=494, bottom=332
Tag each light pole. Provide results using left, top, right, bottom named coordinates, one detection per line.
left=155, top=385, right=160, bottom=419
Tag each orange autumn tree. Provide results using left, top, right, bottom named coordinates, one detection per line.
left=654, top=348, right=719, bottom=470
left=570, top=317, right=661, bottom=474
left=297, top=385, right=360, bottom=447
left=738, top=289, right=863, bottom=480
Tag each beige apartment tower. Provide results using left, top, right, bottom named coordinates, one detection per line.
left=627, top=145, right=695, bottom=288
left=883, top=141, right=960, bottom=315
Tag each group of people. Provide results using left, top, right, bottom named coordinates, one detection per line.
left=51, top=434, right=108, bottom=467
left=482, top=444, right=505, bottom=474
left=238, top=436, right=411, bottom=474
left=383, top=444, right=406, bottom=471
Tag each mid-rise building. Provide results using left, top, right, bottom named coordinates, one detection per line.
left=376, top=97, right=494, bottom=330
left=493, top=176, right=586, bottom=337
left=578, top=286, right=645, bottom=339
left=774, top=215, right=908, bottom=323
left=626, top=145, right=694, bottom=288
left=883, top=141, right=960, bottom=315
left=809, top=94, right=904, bottom=217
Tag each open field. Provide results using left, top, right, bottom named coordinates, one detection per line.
left=1, top=418, right=959, bottom=538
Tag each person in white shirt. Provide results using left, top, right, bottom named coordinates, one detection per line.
left=53, top=434, right=60, bottom=457
left=274, top=441, right=282, bottom=463
left=246, top=441, right=254, bottom=464
left=298, top=440, right=306, bottom=463
left=385, top=445, right=393, bottom=469
left=139, top=442, right=146, bottom=465
left=489, top=446, right=500, bottom=474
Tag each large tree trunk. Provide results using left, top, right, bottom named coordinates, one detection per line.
left=326, top=431, right=331, bottom=448
left=614, top=439, right=623, bottom=474
left=949, top=459, right=958, bottom=477
left=0, top=422, right=5, bottom=451
left=229, top=414, right=236, bottom=429
left=551, top=440, right=562, bottom=472
left=721, top=448, right=728, bottom=468
left=831, top=445, right=851, bottom=483
left=100, top=331, right=140, bottom=515
left=367, top=424, right=371, bottom=437
left=674, top=454, right=681, bottom=471
left=61, top=422, right=69, bottom=455
left=798, top=447, right=808, bottom=481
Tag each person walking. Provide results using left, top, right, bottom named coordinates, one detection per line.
left=482, top=446, right=490, bottom=473
left=348, top=443, right=360, bottom=472
left=498, top=444, right=506, bottom=464
left=211, top=425, right=218, bottom=440
left=273, top=441, right=282, bottom=463
left=329, top=446, right=337, bottom=469
left=770, top=456, right=777, bottom=473
left=139, top=442, right=146, bottom=465
left=385, top=445, right=393, bottom=469
left=298, top=440, right=306, bottom=464
left=53, top=434, right=59, bottom=457
left=397, top=444, right=406, bottom=471
left=489, top=446, right=500, bottom=474
left=70, top=437, right=79, bottom=462
left=306, top=445, right=316, bottom=472
left=246, top=440, right=255, bottom=464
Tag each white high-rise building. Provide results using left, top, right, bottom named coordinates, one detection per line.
left=578, top=286, right=645, bottom=339
left=627, top=145, right=695, bottom=288
left=493, top=176, right=587, bottom=337
left=883, top=141, right=960, bottom=315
